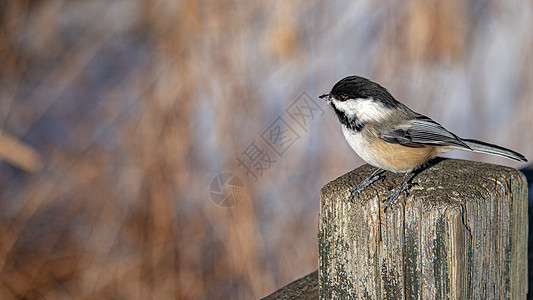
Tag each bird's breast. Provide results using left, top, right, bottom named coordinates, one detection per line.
left=341, top=125, right=439, bottom=173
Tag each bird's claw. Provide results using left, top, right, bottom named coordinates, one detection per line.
left=383, top=182, right=411, bottom=210
left=349, top=172, right=381, bottom=203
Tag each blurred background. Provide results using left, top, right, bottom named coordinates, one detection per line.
left=0, top=0, right=532, bottom=299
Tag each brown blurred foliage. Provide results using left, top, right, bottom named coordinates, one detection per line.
left=0, top=0, right=531, bottom=299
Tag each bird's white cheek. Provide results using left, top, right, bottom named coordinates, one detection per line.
left=333, top=97, right=392, bottom=122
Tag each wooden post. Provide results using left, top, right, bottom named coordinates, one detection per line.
left=319, top=158, right=528, bottom=299
left=261, top=270, right=318, bottom=300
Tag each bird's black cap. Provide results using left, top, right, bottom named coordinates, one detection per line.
left=329, top=76, right=400, bottom=109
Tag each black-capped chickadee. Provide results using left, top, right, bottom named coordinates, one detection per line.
left=320, top=75, right=527, bottom=209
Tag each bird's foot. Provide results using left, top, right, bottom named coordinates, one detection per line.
left=383, top=172, right=415, bottom=210
left=349, top=168, right=382, bottom=203
left=383, top=182, right=412, bottom=210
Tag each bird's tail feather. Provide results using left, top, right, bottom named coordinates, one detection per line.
left=462, top=139, right=527, bottom=162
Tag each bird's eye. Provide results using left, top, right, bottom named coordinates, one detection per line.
left=337, top=94, right=349, bottom=101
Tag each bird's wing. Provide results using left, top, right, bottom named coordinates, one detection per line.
left=379, top=116, right=470, bottom=149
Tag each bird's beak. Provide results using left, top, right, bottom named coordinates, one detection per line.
left=319, top=93, right=330, bottom=100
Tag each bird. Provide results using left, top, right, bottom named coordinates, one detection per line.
left=320, top=75, right=527, bottom=209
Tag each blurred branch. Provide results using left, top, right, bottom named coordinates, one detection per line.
left=0, top=131, right=41, bottom=172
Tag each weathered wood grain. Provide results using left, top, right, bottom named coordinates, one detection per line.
left=261, top=270, right=318, bottom=300
left=318, top=158, right=528, bottom=299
